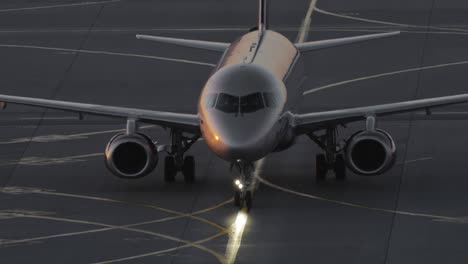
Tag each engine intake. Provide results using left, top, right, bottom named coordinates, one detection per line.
left=105, top=133, right=158, bottom=179
left=345, top=129, right=396, bottom=176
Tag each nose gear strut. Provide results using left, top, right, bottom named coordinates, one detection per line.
left=231, top=160, right=254, bottom=211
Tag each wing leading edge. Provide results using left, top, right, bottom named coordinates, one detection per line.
left=0, top=94, right=200, bottom=132
left=294, top=93, right=468, bottom=133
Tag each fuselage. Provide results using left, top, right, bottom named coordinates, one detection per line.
left=198, top=30, right=305, bottom=162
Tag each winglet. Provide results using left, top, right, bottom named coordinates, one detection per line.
left=295, top=31, right=400, bottom=53
left=136, top=34, right=230, bottom=53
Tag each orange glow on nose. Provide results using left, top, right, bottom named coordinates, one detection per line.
left=215, top=135, right=220, bottom=141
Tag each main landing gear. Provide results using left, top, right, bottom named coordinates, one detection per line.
left=164, top=129, right=199, bottom=183
left=308, top=127, right=346, bottom=182
left=232, top=160, right=254, bottom=211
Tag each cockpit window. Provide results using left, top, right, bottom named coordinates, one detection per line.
left=215, top=93, right=239, bottom=113
left=240, top=92, right=264, bottom=113
left=205, top=93, right=218, bottom=108
left=211, top=92, right=277, bottom=114
left=263, top=92, right=276, bottom=107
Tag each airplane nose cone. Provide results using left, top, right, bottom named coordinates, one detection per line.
left=198, top=63, right=287, bottom=162
left=206, top=115, right=276, bottom=162
left=221, top=129, right=267, bottom=161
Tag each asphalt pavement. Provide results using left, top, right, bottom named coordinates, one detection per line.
left=1, top=0, right=468, bottom=263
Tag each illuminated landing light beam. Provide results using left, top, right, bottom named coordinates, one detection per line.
left=225, top=209, right=249, bottom=264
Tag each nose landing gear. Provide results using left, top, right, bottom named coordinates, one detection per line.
left=233, top=180, right=253, bottom=211
left=232, top=160, right=254, bottom=211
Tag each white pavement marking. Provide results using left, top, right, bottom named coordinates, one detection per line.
left=0, top=0, right=121, bottom=13
left=30, top=189, right=230, bottom=231
left=0, top=27, right=247, bottom=34
left=20, top=117, right=78, bottom=120
left=0, top=153, right=103, bottom=166
left=0, top=125, right=154, bottom=144
left=404, top=157, right=433, bottom=164
left=0, top=44, right=216, bottom=67
left=311, top=28, right=468, bottom=36
left=0, top=199, right=231, bottom=247
left=303, top=60, right=468, bottom=95
left=0, top=209, right=54, bottom=220
left=0, top=186, right=54, bottom=195
left=296, top=0, right=319, bottom=43
left=10, top=214, right=226, bottom=263
left=93, top=231, right=227, bottom=264
left=256, top=175, right=468, bottom=223
left=315, top=7, right=468, bottom=33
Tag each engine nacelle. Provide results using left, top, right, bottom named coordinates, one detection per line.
left=345, top=129, right=396, bottom=176
left=105, top=133, right=158, bottom=179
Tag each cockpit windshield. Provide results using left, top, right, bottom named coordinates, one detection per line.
left=206, top=92, right=276, bottom=115
left=216, top=93, right=239, bottom=113
left=240, top=93, right=264, bottom=113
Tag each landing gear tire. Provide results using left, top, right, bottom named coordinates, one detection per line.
left=316, top=154, right=327, bottom=182
left=164, top=156, right=177, bottom=182
left=334, top=154, right=346, bottom=181
left=182, top=156, right=195, bottom=183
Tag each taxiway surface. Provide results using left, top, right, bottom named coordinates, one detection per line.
left=1, top=0, right=468, bottom=263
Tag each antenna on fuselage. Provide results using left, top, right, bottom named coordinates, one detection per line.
left=258, top=0, right=269, bottom=36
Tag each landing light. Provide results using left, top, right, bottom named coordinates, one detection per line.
left=238, top=184, right=244, bottom=190
left=235, top=179, right=241, bottom=186
left=215, top=135, right=220, bottom=141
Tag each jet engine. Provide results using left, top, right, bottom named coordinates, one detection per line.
left=105, top=133, right=158, bottom=179
left=344, top=129, right=396, bottom=176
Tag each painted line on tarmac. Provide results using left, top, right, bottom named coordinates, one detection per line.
left=0, top=153, right=103, bottom=166
left=0, top=27, right=246, bottom=34
left=0, top=198, right=231, bottom=247
left=33, top=189, right=230, bottom=232
left=1, top=186, right=230, bottom=232
left=0, top=125, right=155, bottom=144
left=256, top=175, right=468, bottom=223
left=310, top=28, right=468, bottom=36
left=296, top=0, right=319, bottom=43
left=5, top=213, right=226, bottom=263
left=0, top=44, right=216, bottom=67
left=0, top=0, right=121, bottom=13
left=303, top=60, right=468, bottom=95
left=403, top=157, right=433, bottom=164
left=92, top=230, right=228, bottom=264
left=315, top=7, right=468, bottom=33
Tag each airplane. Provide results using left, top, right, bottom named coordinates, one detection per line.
left=2, top=0, right=468, bottom=211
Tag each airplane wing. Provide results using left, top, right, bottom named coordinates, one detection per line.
left=294, top=93, right=468, bottom=133
left=295, top=31, right=400, bottom=53
left=0, top=94, right=200, bottom=132
left=136, top=34, right=230, bottom=53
